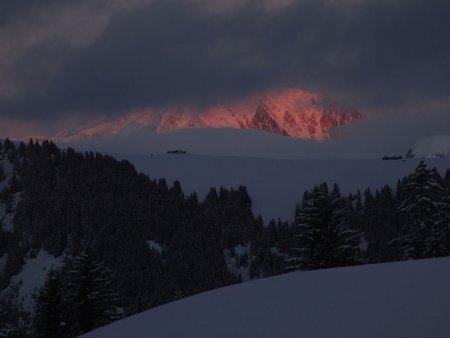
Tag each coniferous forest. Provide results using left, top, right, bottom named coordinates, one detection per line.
left=0, top=139, right=449, bottom=337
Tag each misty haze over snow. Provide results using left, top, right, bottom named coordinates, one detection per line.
left=61, top=120, right=450, bottom=160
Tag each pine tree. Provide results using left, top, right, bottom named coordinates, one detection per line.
left=0, top=302, right=11, bottom=338
left=293, top=183, right=330, bottom=270
left=445, top=169, right=450, bottom=189
left=8, top=174, right=21, bottom=194
left=0, top=164, right=5, bottom=183
left=394, top=161, right=449, bottom=259
left=33, top=269, right=67, bottom=338
left=443, top=192, right=450, bottom=252
left=3, top=138, right=13, bottom=153
left=364, top=188, right=375, bottom=211
left=290, top=183, right=362, bottom=270
left=66, top=250, right=120, bottom=336
left=0, top=300, right=20, bottom=338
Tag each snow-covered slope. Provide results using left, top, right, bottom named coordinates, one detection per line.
left=115, top=153, right=450, bottom=221
left=5, top=250, right=64, bottom=312
left=60, top=127, right=361, bottom=160
left=407, top=134, right=450, bottom=158
left=1, top=150, right=65, bottom=313
left=56, top=88, right=364, bottom=141
left=80, top=257, right=450, bottom=338
left=61, top=121, right=448, bottom=161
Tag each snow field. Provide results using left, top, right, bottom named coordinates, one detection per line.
left=116, top=154, right=450, bottom=222
left=80, top=257, right=450, bottom=338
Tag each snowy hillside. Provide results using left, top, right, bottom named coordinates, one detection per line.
left=5, top=250, right=64, bottom=312
left=80, top=257, right=450, bottom=338
left=1, top=151, right=64, bottom=314
left=407, top=134, right=450, bottom=158
left=60, top=119, right=450, bottom=161
left=115, top=153, right=450, bottom=221
left=60, top=127, right=352, bottom=159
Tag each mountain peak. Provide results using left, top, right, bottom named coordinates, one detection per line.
left=57, top=88, right=365, bottom=141
left=153, top=88, right=364, bottom=139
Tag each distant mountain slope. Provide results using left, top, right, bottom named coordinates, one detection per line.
left=116, top=153, right=450, bottom=222
left=80, top=257, right=450, bottom=338
left=406, top=134, right=450, bottom=158
left=57, top=88, right=364, bottom=141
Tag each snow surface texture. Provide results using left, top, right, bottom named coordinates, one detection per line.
left=147, top=240, right=163, bottom=254
left=407, top=134, right=450, bottom=158
left=6, top=250, right=64, bottom=312
left=115, top=154, right=450, bottom=222
left=224, top=244, right=251, bottom=282
left=80, top=257, right=450, bottom=338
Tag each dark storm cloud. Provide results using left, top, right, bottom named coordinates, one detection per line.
left=1, top=0, right=449, bottom=121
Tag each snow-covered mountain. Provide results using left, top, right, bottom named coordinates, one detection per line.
left=157, top=89, right=364, bottom=139
left=56, top=88, right=364, bottom=141
left=406, top=134, right=450, bottom=158
left=80, top=257, right=450, bottom=338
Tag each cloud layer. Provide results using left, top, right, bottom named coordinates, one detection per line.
left=0, top=0, right=449, bottom=140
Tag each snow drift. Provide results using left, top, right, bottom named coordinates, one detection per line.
left=80, top=257, right=450, bottom=338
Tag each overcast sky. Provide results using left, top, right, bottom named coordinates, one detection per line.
left=0, top=0, right=449, bottom=147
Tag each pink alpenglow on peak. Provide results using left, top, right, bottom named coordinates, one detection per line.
left=156, top=89, right=364, bottom=139
left=58, top=88, right=365, bottom=141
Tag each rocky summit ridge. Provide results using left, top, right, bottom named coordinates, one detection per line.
left=57, top=88, right=364, bottom=141
left=156, top=89, right=364, bottom=139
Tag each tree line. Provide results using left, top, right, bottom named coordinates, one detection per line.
left=0, top=139, right=448, bottom=337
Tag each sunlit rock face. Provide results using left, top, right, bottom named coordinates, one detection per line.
left=156, top=89, right=364, bottom=139
left=58, top=88, right=365, bottom=141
